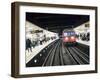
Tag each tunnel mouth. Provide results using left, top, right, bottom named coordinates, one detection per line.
left=26, top=12, right=89, bottom=34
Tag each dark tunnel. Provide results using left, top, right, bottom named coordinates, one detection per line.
left=26, top=12, right=89, bottom=35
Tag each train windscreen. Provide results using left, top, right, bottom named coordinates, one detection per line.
left=63, top=31, right=75, bottom=36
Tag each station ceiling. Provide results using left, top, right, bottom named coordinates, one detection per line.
left=26, top=12, right=89, bottom=34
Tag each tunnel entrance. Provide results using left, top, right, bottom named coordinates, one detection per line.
left=26, top=12, right=89, bottom=36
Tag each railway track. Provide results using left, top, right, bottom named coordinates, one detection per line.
left=42, top=39, right=89, bottom=66
left=26, top=39, right=89, bottom=67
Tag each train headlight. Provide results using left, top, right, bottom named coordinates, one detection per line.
left=65, top=37, right=68, bottom=41
left=71, top=36, right=75, bottom=40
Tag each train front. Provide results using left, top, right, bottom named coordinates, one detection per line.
left=62, top=29, right=77, bottom=45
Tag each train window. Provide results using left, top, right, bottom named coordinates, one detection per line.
left=63, top=31, right=75, bottom=36
left=63, top=33, right=67, bottom=36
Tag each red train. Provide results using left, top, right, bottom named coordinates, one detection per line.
left=62, top=29, right=77, bottom=45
